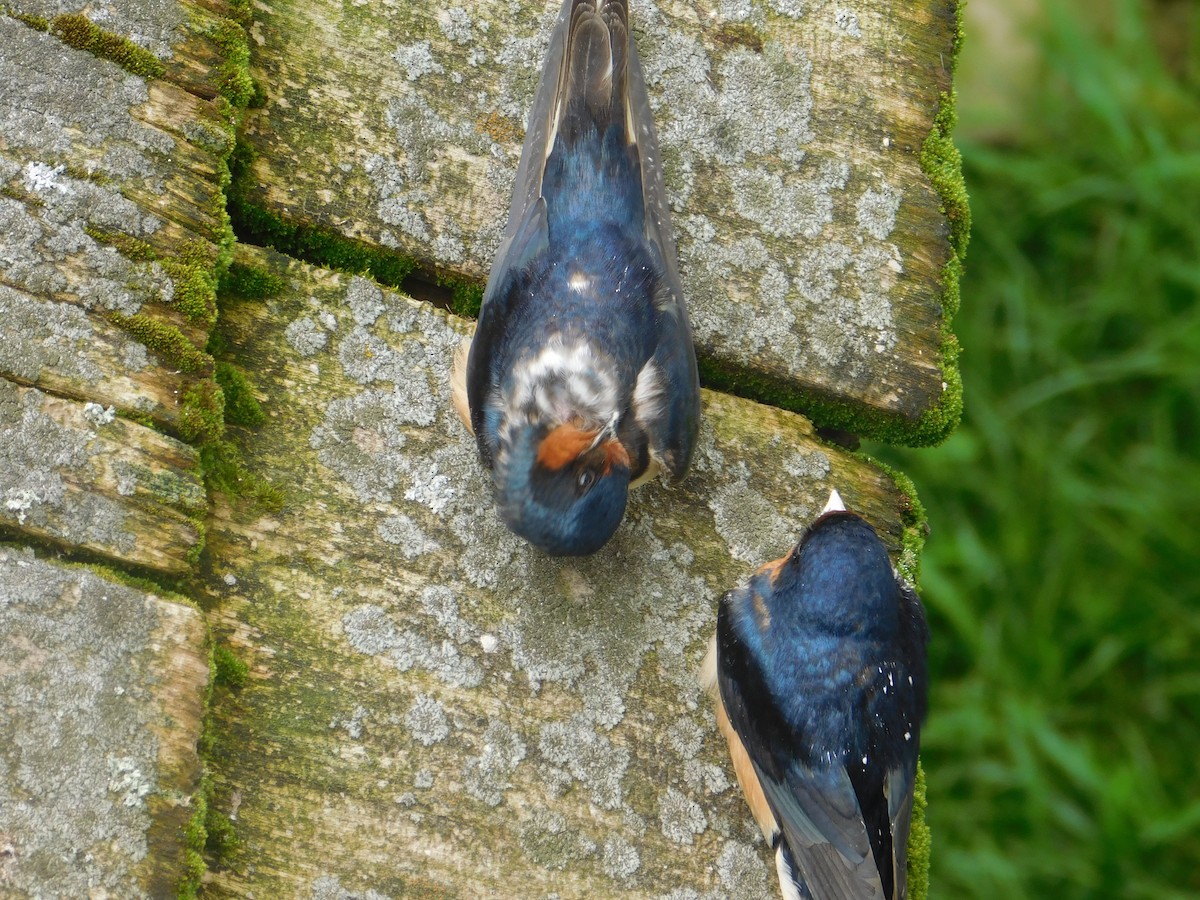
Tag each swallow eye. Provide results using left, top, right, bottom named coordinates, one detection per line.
left=576, top=470, right=597, bottom=493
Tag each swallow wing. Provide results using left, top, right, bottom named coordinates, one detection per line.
left=624, top=28, right=701, bottom=478
left=467, top=197, right=550, bottom=465
left=716, top=610, right=885, bottom=899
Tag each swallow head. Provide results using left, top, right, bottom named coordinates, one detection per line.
left=750, top=492, right=900, bottom=637
left=495, top=417, right=631, bottom=556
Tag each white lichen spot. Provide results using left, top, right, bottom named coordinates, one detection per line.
left=717, top=840, right=771, bottom=893
left=284, top=317, right=328, bottom=356
left=438, top=8, right=473, bottom=44
left=311, top=875, right=392, bottom=900
left=107, top=756, right=152, bottom=808
left=601, top=835, right=641, bottom=880
left=463, top=718, right=527, bottom=806
left=538, top=717, right=629, bottom=810
left=82, top=402, right=116, bottom=426
left=658, top=788, right=707, bottom=845
left=856, top=184, right=902, bottom=240
left=393, top=40, right=444, bottom=81
left=345, top=276, right=387, bottom=325
left=405, top=693, right=450, bottom=746
left=835, top=8, right=864, bottom=38
left=23, top=162, right=72, bottom=195
left=768, top=0, right=807, bottom=16
left=376, top=513, right=441, bottom=561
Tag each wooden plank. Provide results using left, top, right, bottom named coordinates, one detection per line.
left=0, top=380, right=204, bottom=575
left=0, top=547, right=209, bottom=898
left=3, top=0, right=249, bottom=103
left=200, top=245, right=923, bottom=896
left=236, top=0, right=965, bottom=444
left=0, top=282, right=193, bottom=426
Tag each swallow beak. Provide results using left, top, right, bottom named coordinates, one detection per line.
left=822, top=489, right=846, bottom=514
left=588, top=413, right=620, bottom=451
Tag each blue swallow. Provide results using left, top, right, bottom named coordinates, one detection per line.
left=703, top=490, right=930, bottom=899
left=451, top=0, right=700, bottom=556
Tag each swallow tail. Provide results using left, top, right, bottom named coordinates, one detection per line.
left=558, top=1, right=629, bottom=143
left=774, top=841, right=813, bottom=900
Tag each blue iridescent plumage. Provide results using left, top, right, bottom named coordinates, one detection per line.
left=455, top=0, right=700, bottom=556
left=705, top=491, right=929, bottom=899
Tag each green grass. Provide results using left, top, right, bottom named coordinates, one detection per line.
left=868, top=2, right=1200, bottom=896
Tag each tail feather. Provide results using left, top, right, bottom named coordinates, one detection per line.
left=775, top=842, right=815, bottom=900
left=561, top=0, right=630, bottom=141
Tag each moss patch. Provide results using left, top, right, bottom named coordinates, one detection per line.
left=198, top=440, right=285, bottom=511
left=178, top=378, right=225, bottom=444
left=439, top=272, right=484, bottom=318
left=83, top=225, right=158, bottom=262
left=204, top=18, right=254, bottom=107
left=907, top=762, right=931, bottom=900
left=108, top=312, right=213, bottom=375
left=228, top=142, right=417, bottom=289
left=213, top=644, right=249, bottom=688
left=10, top=10, right=50, bottom=31
left=218, top=261, right=285, bottom=300
left=697, top=354, right=958, bottom=448
left=215, top=362, right=264, bottom=427
left=50, top=13, right=165, bottom=79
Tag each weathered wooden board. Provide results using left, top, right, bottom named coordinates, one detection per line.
left=0, top=546, right=209, bottom=897
left=0, top=18, right=230, bottom=247
left=237, top=0, right=964, bottom=444
left=0, top=14, right=237, bottom=433
left=200, top=244, right=922, bottom=896
left=0, top=380, right=204, bottom=575
left=4, top=0, right=250, bottom=103
left=0, top=281, right=192, bottom=425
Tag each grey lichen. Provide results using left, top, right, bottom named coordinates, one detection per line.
left=284, top=316, right=330, bottom=356
left=404, top=693, right=450, bottom=746
left=0, top=20, right=175, bottom=185
left=601, top=834, right=641, bottom=881
left=716, top=839, right=772, bottom=895
left=0, top=548, right=184, bottom=896
left=658, top=787, right=708, bottom=845
left=462, top=718, right=527, bottom=806
left=538, top=716, right=630, bottom=810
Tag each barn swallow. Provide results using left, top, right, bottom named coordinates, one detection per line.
left=451, top=0, right=701, bottom=556
left=702, top=490, right=929, bottom=899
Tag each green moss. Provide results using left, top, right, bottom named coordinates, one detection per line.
left=907, top=762, right=931, bottom=900
left=205, top=19, right=254, bottom=107
left=12, top=11, right=50, bottom=31
left=83, top=225, right=158, bottom=262
left=177, top=378, right=225, bottom=444
left=214, top=361, right=264, bottom=427
left=228, top=141, right=418, bottom=288
left=439, top=273, right=484, bottom=318
left=163, top=261, right=218, bottom=329
left=921, top=92, right=972, bottom=260
left=213, top=644, right=249, bottom=688
left=198, top=440, right=285, bottom=511
left=204, top=803, right=239, bottom=861
left=697, top=355, right=958, bottom=448
left=219, top=261, right=286, bottom=300
left=225, top=0, right=253, bottom=27
left=177, top=848, right=206, bottom=900
left=108, top=312, right=213, bottom=375
left=184, top=518, right=207, bottom=568
left=50, top=13, right=165, bottom=80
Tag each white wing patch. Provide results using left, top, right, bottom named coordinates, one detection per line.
left=632, top=360, right=665, bottom=432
